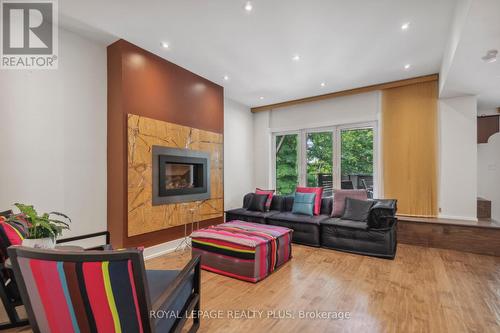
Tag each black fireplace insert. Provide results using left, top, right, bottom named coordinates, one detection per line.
left=152, top=146, right=210, bottom=205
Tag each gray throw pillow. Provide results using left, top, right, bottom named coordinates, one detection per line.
left=341, top=198, right=374, bottom=222
left=247, top=194, right=269, bottom=212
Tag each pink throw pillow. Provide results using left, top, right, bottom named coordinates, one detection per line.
left=256, top=188, right=275, bottom=211
left=332, top=189, right=368, bottom=217
left=296, top=187, right=323, bottom=215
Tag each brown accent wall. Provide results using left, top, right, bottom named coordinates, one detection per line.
left=107, top=40, right=224, bottom=248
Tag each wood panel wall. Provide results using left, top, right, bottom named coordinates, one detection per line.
left=382, top=80, right=438, bottom=217
left=107, top=40, right=224, bottom=248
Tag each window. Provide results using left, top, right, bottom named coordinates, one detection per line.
left=340, top=127, right=374, bottom=197
left=272, top=123, right=377, bottom=197
left=306, top=132, right=334, bottom=196
left=275, top=133, right=299, bottom=195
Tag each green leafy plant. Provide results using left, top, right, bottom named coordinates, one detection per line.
left=8, top=203, right=71, bottom=239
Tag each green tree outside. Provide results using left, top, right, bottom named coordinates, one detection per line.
left=275, top=134, right=299, bottom=195
left=341, top=129, right=373, bottom=177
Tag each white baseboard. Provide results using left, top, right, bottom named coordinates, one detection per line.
left=438, top=214, right=478, bottom=222
left=143, top=237, right=191, bottom=260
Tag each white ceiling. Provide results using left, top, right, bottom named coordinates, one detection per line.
left=59, top=0, right=457, bottom=108
left=439, top=0, right=500, bottom=111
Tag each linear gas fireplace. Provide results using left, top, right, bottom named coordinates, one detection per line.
left=152, top=146, right=210, bottom=205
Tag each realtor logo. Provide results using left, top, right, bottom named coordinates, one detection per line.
left=1, top=0, right=58, bottom=69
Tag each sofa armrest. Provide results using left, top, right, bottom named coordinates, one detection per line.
left=369, top=216, right=397, bottom=231
left=152, top=255, right=201, bottom=312
left=368, top=199, right=397, bottom=228
left=56, top=231, right=110, bottom=250
left=243, top=193, right=254, bottom=209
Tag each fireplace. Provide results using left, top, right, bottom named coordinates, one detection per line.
left=152, top=146, right=210, bottom=205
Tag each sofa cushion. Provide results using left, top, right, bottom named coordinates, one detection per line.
left=320, top=197, right=333, bottom=216
left=270, top=195, right=283, bottom=211
left=0, top=215, right=28, bottom=247
left=321, top=218, right=369, bottom=230
left=296, top=187, right=323, bottom=215
left=267, top=218, right=321, bottom=246
left=332, top=189, right=368, bottom=217
left=292, top=192, right=316, bottom=216
left=282, top=196, right=294, bottom=212
left=341, top=198, right=374, bottom=222
left=248, top=194, right=269, bottom=212
left=268, top=212, right=329, bottom=225
left=256, top=188, right=275, bottom=211
left=0, top=210, right=12, bottom=217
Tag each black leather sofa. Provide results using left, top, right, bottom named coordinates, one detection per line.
left=225, top=193, right=397, bottom=259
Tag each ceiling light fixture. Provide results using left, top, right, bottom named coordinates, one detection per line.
left=161, top=42, right=169, bottom=49
left=482, top=49, right=498, bottom=63
left=244, top=1, right=253, bottom=12
left=320, top=82, right=326, bottom=87
left=259, top=96, right=264, bottom=100
left=401, top=22, right=410, bottom=31
left=404, top=64, right=411, bottom=70
left=292, top=54, right=300, bottom=61
left=223, top=75, right=229, bottom=81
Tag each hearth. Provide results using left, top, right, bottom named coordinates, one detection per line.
left=152, top=146, right=210, bottom=205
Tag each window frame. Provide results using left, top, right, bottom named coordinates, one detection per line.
left=271, top=121, right=379, bottom=197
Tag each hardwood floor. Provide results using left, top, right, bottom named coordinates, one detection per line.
left=2, top=244, right=499, bottom=332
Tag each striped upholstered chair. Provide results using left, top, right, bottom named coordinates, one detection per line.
left=7, top=246, right=201, bottom=333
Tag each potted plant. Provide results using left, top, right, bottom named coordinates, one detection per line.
left=8, top=203, right=71, bottom=249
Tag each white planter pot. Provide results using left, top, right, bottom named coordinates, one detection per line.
left=22, top=237, right=56, bottom=249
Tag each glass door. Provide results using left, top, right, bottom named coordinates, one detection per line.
left=339, top=127, right=374, bottom=197
left=275, top=133, right=300, bottom=195
left=305, top=131, right=334, bottom=197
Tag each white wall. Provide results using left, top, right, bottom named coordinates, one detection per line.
left=253, top=91, right=381, bottom=188
left=224, top=98, right=254, bottom=209
left=268, top=91, right=380, bottom=131
left=439, top=0, right=472, bottom=95
left=438, top=96, right=477, bottom=220
left=0, top=28, right=107, bottom=245
left=253, top=110, right=272, bottom=188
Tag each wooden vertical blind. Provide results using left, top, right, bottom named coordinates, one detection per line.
left=382, top=80, right=438, bottom=217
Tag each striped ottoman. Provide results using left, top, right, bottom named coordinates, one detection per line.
left=191, top=220, right=293, bottom=282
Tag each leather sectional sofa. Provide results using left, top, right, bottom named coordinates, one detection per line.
left=225, top=193, right=398, bottom=259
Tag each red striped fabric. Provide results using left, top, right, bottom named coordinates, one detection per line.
left=82, top=262, right=116, bottom=332
left=128, top=260, right=144, bottom=333
left=201, top=265, right=258, bottom=282
left=30, top=259, right=74, bottom=333
left=198, top=228, right=268, bottom=245
left=193, top=237, right=256, bottom=251
left=283, top=233, right=291, bottom=262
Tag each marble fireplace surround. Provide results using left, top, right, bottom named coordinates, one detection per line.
left=127, top=114, right=223, bottom=237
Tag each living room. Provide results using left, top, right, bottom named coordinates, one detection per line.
left=0, top=0, right=499, bottom=332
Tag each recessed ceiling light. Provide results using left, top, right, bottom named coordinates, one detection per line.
left=320, top=82, right=326, bottom=87
left=244, top=1, right=253, bottom=12
left=292, top=55, right=300, bottom=61
left=482, top=49, right=498, bottom=63
left=404, top=64, right=411, bottom=70
left=401, top=22, right=410, bottom=31
left=259, top=96, right=264, bottom=100
left=223, top=75, right=229, bottom=81
left=161, top=42, right=169, bottom=49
